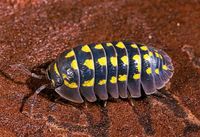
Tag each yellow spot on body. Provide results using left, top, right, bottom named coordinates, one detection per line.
left=110, top=56, right=117, bottom=67
left=62, top=73, right=68, bottom=79
left=95, top=44, right=103, bottom=49
left=81, top=45, right=91, bottom=52
left=140, top=46, right=148, bottom=51
left=83, top=59, right=94, bottom=70
left=155, top=52, right=160, bottom=58
left=132, top=54, right=140, bottom=60
left=143, top=54, right=150, bottom=61
left=82, top=78, right=94, bottom=87
left=98, top=79, right=106, bottom=85
left=116, top=42, right=125, bottom=49
left=106, top=43, right=113, bottom=47
left=146, top=68, right=152, bottom=74
left=71, top=59, right=78, bottom=70
left=155, top=68, right=159, bottom=74
left=51, top=80, right=55, bottom=86
left=149, top=52, right=153, bottom=57
left=133, top=73, right=140, bottom=80
left=132, top=54, right=141, bottom=72
left=54, top=63, right=60, bottom=76
left=159, top=54, right=163, bottom=59
left=131, top=44, right=138, bottom=48
left=98, top=57, right=107, bottom=66
left=64, top=80, right=78, bottom=88
left=110, top=76, right=117, bottom=84
left=121, top=56, right=128, bottom=65
left=118, top=75, right=127, bottom=81
left=65, top=50, right=74, bottom=58
left=162, top=65, right=168, bottom=70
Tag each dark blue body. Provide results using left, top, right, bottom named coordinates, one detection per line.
left=49, top=41, right=174, bottom=103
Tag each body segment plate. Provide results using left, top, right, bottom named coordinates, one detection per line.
left=113, top=42, right=129, bottom=98
left=102, top=42, right=119, bottom=98
left=74, top=45, right=97, bottom=102
left=125, top=42, right=142, bottom=97
left=149, top=47, right=165, bottom=89
left=89, top=43, right=108, bottom=100
left=55, top=49, right=83, bottom=103
left=137, top=44, right=156, bottom=94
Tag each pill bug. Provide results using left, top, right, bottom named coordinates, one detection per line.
left=13, top=41, right=174, bottom=104
left=44, top=41, right=174, bottom=103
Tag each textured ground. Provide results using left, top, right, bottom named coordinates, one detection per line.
left=0, top=0, right=200, bottom=137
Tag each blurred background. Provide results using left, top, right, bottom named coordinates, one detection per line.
left=0, top=0, right=200, bottom=136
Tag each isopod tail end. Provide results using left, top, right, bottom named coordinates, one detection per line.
left=158, top=50, right=174, bottom=83
left=20, top=84, right=49, bottom=118
left=159, top=50, right=174, bottom=72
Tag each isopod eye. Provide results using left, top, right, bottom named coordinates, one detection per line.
left=55, top=78, right=63, bottom=87
left=50, top=77, right=63, bottom=88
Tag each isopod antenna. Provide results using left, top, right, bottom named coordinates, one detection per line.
left=10, top=64, right=44, bottom=79
left=10, top=64, right=50, bottom=117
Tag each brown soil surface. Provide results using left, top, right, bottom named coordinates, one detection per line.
left=0, top=0, right=200, bottom=137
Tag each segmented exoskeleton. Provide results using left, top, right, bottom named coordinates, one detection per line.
left=46, top=41, right=174, bottom=103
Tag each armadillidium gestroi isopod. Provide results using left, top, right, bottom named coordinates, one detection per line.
left=43, top=41, right=174, bottom=103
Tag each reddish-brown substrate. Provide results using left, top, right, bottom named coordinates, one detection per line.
left=0, top=0, right=200, bottom=136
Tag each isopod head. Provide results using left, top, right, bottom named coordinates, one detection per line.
left=46, top=61, right=63, bottom=88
